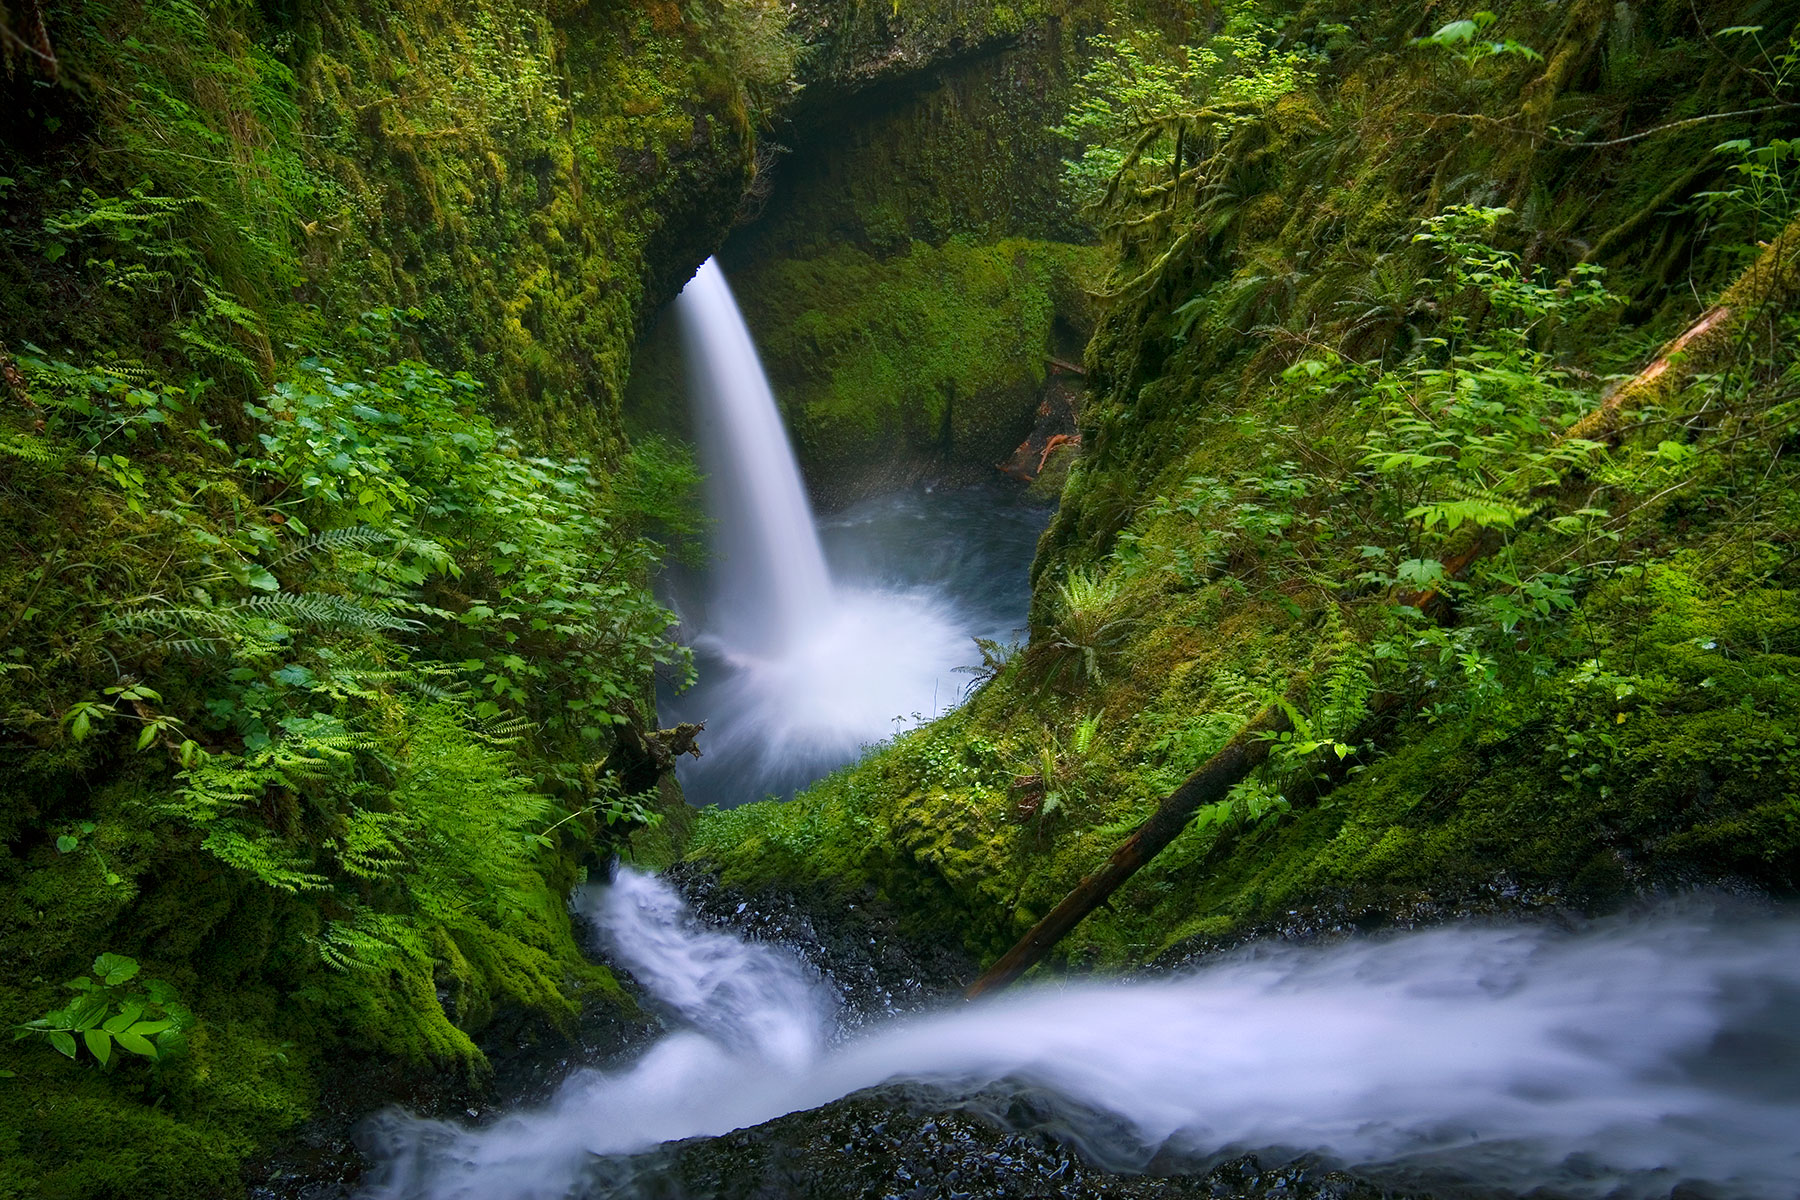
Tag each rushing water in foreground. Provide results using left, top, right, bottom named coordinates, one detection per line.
left=664, top=257, right=1049, bottom=809
left=360, top=870, right=1800, bottom=1200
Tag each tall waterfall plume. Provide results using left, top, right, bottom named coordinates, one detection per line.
left=663, top=258, right=995, bottom=807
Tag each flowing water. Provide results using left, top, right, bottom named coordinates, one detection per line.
left=355, top=261, right=1800, bottom=1200
left=661, top=258, right=1051, bottom=809
left=359, top=869, right=1800, bottom=1200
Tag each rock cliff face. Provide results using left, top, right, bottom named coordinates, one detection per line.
left=1, top=0, right=763, bottom=451
left=626, top=3, right=1104, bottom=500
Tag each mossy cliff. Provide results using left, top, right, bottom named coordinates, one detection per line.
left=627, top=4, right=1115, bottom=495
left=0, top=0, right=778, bottom=1194
left=692, top=0, right=1800, bottom=968
left=0, top=0, right=765, bottom=449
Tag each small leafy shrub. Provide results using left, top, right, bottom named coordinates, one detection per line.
left=13, top=954, right=192, bottom=1066
left=1411, top=11, right=1543, bottom=68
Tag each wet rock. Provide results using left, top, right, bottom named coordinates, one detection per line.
left=666, top=865, right=975, bottom=1032
left=581, top=1086, right=1423, bottom=1200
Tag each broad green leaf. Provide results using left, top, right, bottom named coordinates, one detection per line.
left=93, top=953, right=139, bottom=985
left=68, top=996, right=109, bottom=1031
left=83, top=1028, right=111, bottom=1064
left=55, top=835, right=78, bottom=853
left=49, top=1031, right=77, bottom=1058
left=127, top=1019, right=172, bottom=1037
left=115, top=1030, right=157, bottom=1057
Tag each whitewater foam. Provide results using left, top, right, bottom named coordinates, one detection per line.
left=359, top=869, right=1800, bottom=1200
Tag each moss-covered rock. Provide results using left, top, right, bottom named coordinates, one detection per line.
left=739, top=237, right=1098, bottom=491
left=627, top=4, right=1105, bottom=495
left=0, top=0, right=761, bottom=452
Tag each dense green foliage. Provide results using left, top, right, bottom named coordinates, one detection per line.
left=0, top=0, right=792, bottom=1193
left=0, top=337, right=702, bottom=1194
left=694, top=0, right=1800, bottom=968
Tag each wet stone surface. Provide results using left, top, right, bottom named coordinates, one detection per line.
left=666, top=864, right=976, bottom=1033
left=582, top=1085, right=1423, bottom=1200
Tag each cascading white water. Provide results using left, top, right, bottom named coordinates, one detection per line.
left=360, top=870, right=1800, bottom=1200
left=676, top=259, right=833, bottom=655
left=666, top=259, right=983, bottom=805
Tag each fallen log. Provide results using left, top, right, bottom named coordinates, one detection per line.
left=1567, top=214, right=1800, bottom=442
left=965, top=695, right=1296, bottom=998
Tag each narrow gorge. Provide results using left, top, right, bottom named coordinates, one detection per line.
left=1, top=1, right=1797, bottom=1198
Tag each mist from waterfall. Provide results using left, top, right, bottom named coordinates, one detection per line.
left=358, top=870, right=1800, bottom=1200
left=663, top=258, right=1039, bottom=807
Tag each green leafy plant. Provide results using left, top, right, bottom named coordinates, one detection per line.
left=1412, top=12, right=1542, bottom=67
left=12, top=955, right=192, bottom=1066
left=1027, top=567, right=1134, bottom=688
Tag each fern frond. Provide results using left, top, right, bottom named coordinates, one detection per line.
left=112, top=591, right=418, bottom=648
left=264, top=525, right=397, bottom=569
left=309, top=916, right=402, bottom=972
left=200, top=824, right=329, bottom=893
left=236, top=593, right=417, bottom=633
left=0, top=435, right=58, bottom=464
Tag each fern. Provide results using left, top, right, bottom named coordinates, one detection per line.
left=199, top=825, right=329, bottom=894
left=0, top=435, right=58, bottom=464
left=112, top=590, right=415, bottom=647
left=264, top=525, right=398, bottom=570
left=309, top=910, right=409, bottom=972
left=237, top=593, right=416, bottom=633
left=1315, top=613, right=1378, bottom=745
left=329, top=806, right=411, bottom=880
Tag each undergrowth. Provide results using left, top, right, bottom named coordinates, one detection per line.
left=692, top=0, right=1800, bottom=972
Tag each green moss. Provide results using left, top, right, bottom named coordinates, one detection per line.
left=737, top=238, right=1099, bottom=479
left=692, top=0, right=1800, bottom=979
left=0, top=0, right=761, bottom=455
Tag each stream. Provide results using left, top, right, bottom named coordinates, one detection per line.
left=346, top=259, right=1800, bottom=1200
left=357, top=869, right=1800, bottom=1200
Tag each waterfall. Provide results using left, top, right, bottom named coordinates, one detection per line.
left=676, top=259, right=832, bottom=654
left=662, top=258, right=984, bottom=807
left=358, top=873, right=1800, bottom=1200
